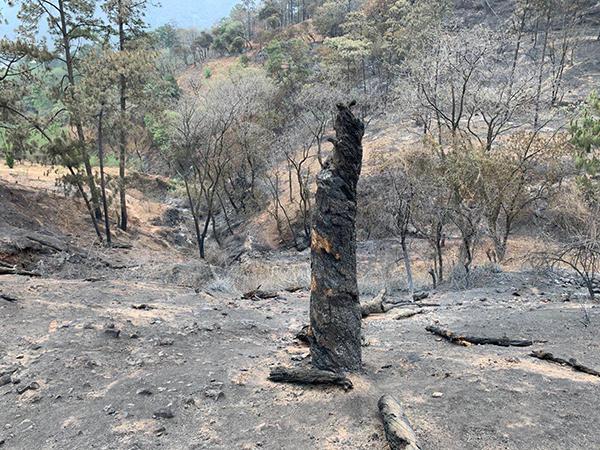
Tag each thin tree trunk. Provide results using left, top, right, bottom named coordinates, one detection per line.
left=401, top=235, right=414, bottom=294
left=118, top=3, right=128, bottom=231
left=534, top=13, right=551, bottom=130
left=183, top=174, right=203, bottom=258
left=97, top=109, right=112, bottom=246
left=199, top=211, right=211, bottom=260
left=57, top=0, right=101, bottom=220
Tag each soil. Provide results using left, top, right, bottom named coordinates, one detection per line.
left=1, top=272, right=599, bottom=450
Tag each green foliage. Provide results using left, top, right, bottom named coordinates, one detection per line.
left=146, top=110, right=178, bottom=154
left=239, top=54, right=250, bottom=67
left=154, top=23, right=180, bottom=50
left=89, top=153, right=120, bottom=168
left=265, top=39, right=311, bottom=86
left=324, top=36, right=371, bottom=61
left=204, top=67, right=213, bottom=79
left=212, top=19, right=247, bottom=55
left=194, top=31, right=214, bottom=51
left=258, top=1, right=281, bottom=24
left=571, top=92, right=600, bottom=200
left=5, top=151, right=15, bottom=169
left=314, top=0, right=362, bottom=37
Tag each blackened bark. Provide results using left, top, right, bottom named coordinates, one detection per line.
left=309, top=102, right=364, bottom=372
left=118, top=3, right=128, bottom=231
left=97, top=109, right=112, bottom=246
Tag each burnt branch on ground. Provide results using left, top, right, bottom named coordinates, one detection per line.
left=426, top=325, right=533, bottom=347
left=268, top=366, right=353, bottom=390
left=530, top=350, right=600, bottom=377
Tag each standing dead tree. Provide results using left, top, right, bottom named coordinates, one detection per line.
left=268, top=102, right=365, bottom=385
left=309, top=102, right=365, bottom=372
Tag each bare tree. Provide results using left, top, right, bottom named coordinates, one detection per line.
left=167, top=71, right=275, bottom=259
left=534, top=196, right=600, bottom=300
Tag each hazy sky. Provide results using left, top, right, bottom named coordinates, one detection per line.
left=0, top=0, right=239, bottom=38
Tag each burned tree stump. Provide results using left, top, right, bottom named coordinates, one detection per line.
left=309, top=102, right=365, bottom=372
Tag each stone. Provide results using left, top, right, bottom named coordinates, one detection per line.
left=104, top=325, right=121, bottom=339
left=204, top=389, right=224, bottom=401
left=153, top=408, right=174, bottom=419
left=16, top=382, right=39, bottom=395
left=0, top=376, right=10, bottom=388
left=136, top=388, right=153, bottom=396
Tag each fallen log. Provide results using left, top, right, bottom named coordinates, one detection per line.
left=25, top=234, right=67, bottom=253
left=242, top=286, right=279, bottom=300
left=0, top=293, right=18, bottom=303
left=378, top=395, right=421, bottom=450
left=362, top=290, right=439, bottom=318
left=395, top=309, right=425, bottom=320
left=426, top=325, right=533, bottom=347
left=26, top=233, right=130, bottom=270
left=110, top=242, right=133, bottom=249
left=268, top=366, right=353, bottom=390
left=530, top=350, right=600, bottom=377
left=0, top=267, right=40, bottom=277
left=361, top=289, right=388, bottom=317
left=285, top=285, right=304, bottom=293
left=412, top=292, right=429, bottom=302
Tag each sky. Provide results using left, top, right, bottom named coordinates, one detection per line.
left=0, top=0, right=239, bottom=38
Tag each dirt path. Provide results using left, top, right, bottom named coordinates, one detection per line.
left=1, top=273, right=599, bottom=450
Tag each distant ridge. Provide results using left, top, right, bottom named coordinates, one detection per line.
left=0, top=0, right=239, bottom=38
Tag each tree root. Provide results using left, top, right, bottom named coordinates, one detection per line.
left=426, top=325, right=533, bottom=347
left=530, top=350, right=600, bottom=377
left=268, top=366, right=353, bottom=390
left=378, top=395, right=421, bottom=450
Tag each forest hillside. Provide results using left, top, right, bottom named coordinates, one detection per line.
left=1, top=1, right=600, bottom=449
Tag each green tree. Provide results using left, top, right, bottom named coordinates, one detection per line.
left=13, top=0, right=102, bottom=219
left=571, top=92, right=600, bottom=201
left=102, top=0, right=151, bottom=231
left=264, top=38, right=311, bottom=87
left=212, top=19, right=247, bottom=55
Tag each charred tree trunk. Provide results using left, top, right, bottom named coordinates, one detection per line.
left=309, top=102, right=364, bottom=372
left=118, top=3, right=128, bottom=232
left=97, top=109, right=112, bottom=246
